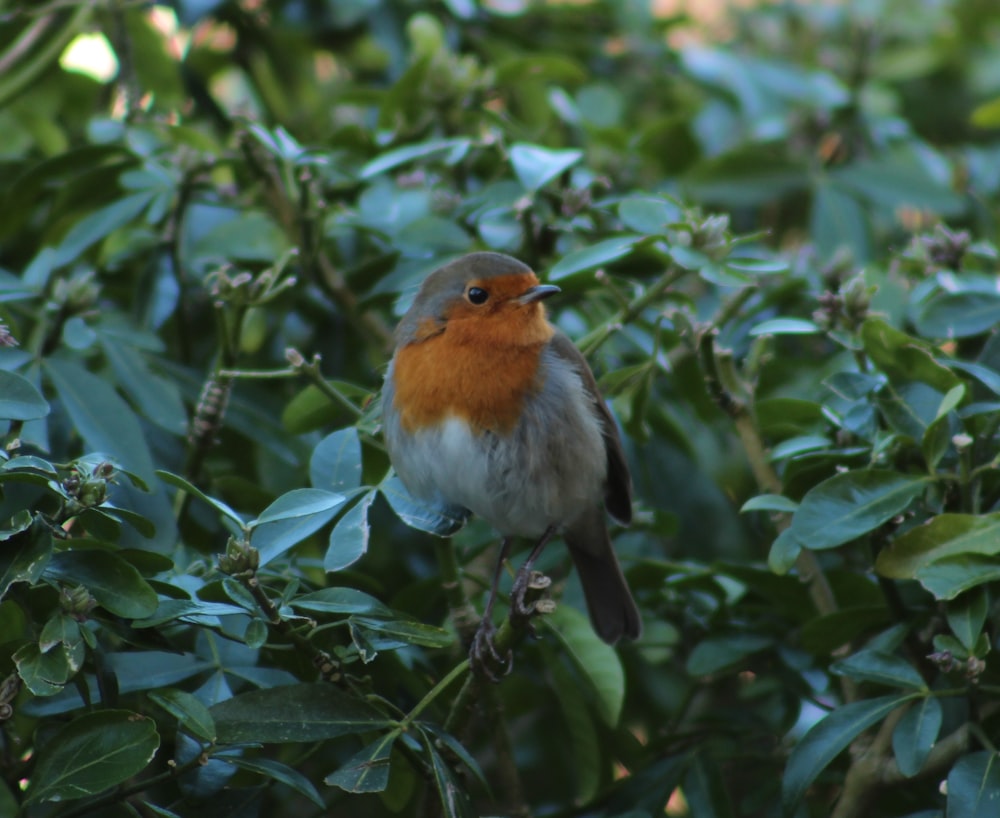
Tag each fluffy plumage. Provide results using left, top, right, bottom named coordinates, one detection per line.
left=383, top=252, right=641, bottom=643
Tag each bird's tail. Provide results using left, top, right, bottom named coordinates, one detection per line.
left=565, top=516, right=641, bottom=644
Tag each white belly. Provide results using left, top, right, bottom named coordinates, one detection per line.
left=384, top=355, right=607, bottom=538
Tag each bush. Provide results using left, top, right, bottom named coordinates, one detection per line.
left=2, top=1, right=1000, bottom=817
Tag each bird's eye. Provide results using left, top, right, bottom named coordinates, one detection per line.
left=467, top=287, right=489, bottom=305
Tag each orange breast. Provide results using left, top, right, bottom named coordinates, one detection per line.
left=393, top=318, right=553, bottom=434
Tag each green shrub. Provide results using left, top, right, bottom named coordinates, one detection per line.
left=2, top=2, right=1000, bottom=816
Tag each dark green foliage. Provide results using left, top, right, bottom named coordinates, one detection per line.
left=2, top=1, right=1000, bottom=817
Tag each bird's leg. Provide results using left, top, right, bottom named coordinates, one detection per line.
left=510, top=525, right=556, bottom=618
left=470, top=536, right=515, bottom=680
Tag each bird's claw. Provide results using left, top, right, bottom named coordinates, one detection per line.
left=469, top=619, right=511, bottom=682
left=510, top=569, right=551, bottom=620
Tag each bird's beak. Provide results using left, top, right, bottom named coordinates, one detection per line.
left=517, top=284, right=561, bottom=305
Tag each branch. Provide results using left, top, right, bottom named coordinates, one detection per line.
left=695, top=328, right=855, bottom=706
left=434, top=573, right=553, bottom=818
left=236, top=129, right=395, bottom=354
left=578, top=264, right=687, bottom=357
left=831, top=701, right=998, bottom=818
left=696, top=330, right=840, bottom=619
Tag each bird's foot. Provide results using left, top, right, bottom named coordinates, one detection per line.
left=510, top=569, right=552, bottom=633
left=469, top=618, right=511, bottom=682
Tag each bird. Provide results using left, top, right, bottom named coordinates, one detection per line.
left=382, top=251, right=641, bottom=672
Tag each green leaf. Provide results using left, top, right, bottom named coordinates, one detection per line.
left=617, top=196, right=681, bottom=234
left=509, top=143, right=583, bottom=192
left=740, top=494, right=799, bottom=513
left=0, top=370, right=50, bottom=420
left=878, top=381, right=942, bottom=441
left=768, top=528, right=802, bottom=574
left=14, top=641, right=74, bottom=696
left=577, top=82, right=624, bottom=128
left=62, top=316, right=96, bottom=350
left=98, top=502, right=156, bottom=539
left=725, top=258, right=789, bottom=275
left=0, top=508, right=34, bottom=542
left=916, top=556, right=1000, bottom=601
left=50, top=192, right=154, bottom=268
left=860, top=318, right=959, bottom=392
left=100, top=339, right=188, bottom=435
left=548, top=235, right=643, bottom=281
left=548, top=605, right=625, bottom=726
left=832, top=154, right=964, bottom=216
left=0, top=525, right=51, bottom=598
left=190, top=210, right=287, bottom=262
left=830, top=650, right=927, bottom=689
left=544, top=651, right=600, bottom=803
left=683, top=751, right=735, bottom=818
left=875, top=514, right=1000, bottom=580
left=282, top=381, right=371, bottom=434
left=799, top=606, right=893, bottom=655
left=422, top=731, right=476, bottom=818
left=946, top=589, right=988, bottom=652
left=351, top=616, right=454, bottom=648
left=971, top=96, right=1000, bottom=127
left=683, top=150, right=808, bottom=207
left=156, top=470, right=245, bottom=527
left=783, top=694, right=914, bottom=809
left=790, top=470, right=928, bottom=550
left=26, top=710, right=159, bottom=804
left=309, top=428, right=362, bottom=492
left=211, top=683, right=391, bottom=743
left=325, top=732, right=397, bottom=793
left=946, top=752, right=1000, bottom=818
left=914, top=292, right=1000, bottom=339
left=44, top=358, right=155, bottom=482
left=748, top=318, right=822, bottom=336
left=769, top=435, right=832, bottom=461
left=380, top=475, right=469, bottom=536
left=419, top=723, right=488, bottom=792
left=225, top=757, right=324, bottom=807
left=39, top=612, right=82, bottom=658
left=244, top=618, right=268, bottom=649
left=685, top=633, right=772, bottom=676
left=948, top=360, right=1000, bottom=396
left=810, top=180, right=870, bottom=260
left=0, top=781, right=15, bottom=818
left=148, top=688, right=217, bottom=743
left=251, top=489, right=346, bottom=565
left=892, top=696, right=942, bottom=778
left=1, top=456, right=58, bottom=480
left=359, top=138, right=472, bottom=178
left=45, top=549, right=158, bottom=618
left=326, top=492, right=374, bottom=572
left=132, top=599, right=247, bottom=629
left=922, top=415, right=952, bottom=472
left=253, top=488, right=346, bottom=526
left=756, top=397, right=827, bottom=437
left=292, top=587, right=393, bottom=617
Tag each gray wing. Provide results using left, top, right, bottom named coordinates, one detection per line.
left=548, top=332, right=632, bottom=524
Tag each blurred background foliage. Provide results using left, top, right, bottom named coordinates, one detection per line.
left=2, top=0, right=1000, bottom=817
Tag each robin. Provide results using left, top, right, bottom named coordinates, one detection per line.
left=382, top=252, right=641, bottom=671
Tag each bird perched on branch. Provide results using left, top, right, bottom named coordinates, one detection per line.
left=382, top=252, right=640, bottom=673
